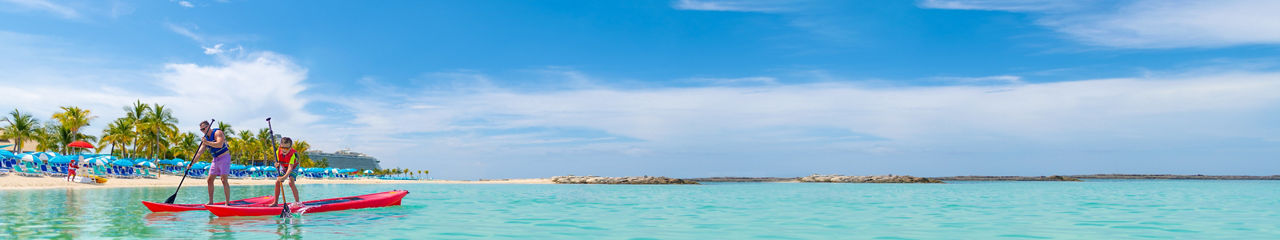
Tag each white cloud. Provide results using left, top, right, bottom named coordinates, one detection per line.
left=0, top=0, right=80, bottom=18
left=672, top=0, right=803, bottom=13
left=919, top=0, right=1280, bottom=48
left=201, top=43, right=242, bottom=55
left=202, top=43, right=224, bottom=55
left=318, top=70, right=1280, bottom=178
left=0, top=49, right=318, bottom=151
left=156, top=52, right=319, bottom=131
left=688, top=76, right=779, bottom=85
left=178, top=1, right=194, bottom=8
left=166, top=23, right=203, bottom=42
left=917, top=0, right=1091, bottom=12
left=933, top=75, right=1024, bottom=85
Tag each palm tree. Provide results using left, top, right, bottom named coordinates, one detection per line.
left=257, top=128, right=275, bottom=166
left=293, top=140, right=312, bottom=166
left=1, top=109, right=41, bottom=152
left=51, top=106, right=96, bottom=136
left=37, top=121, right=96, bottom=154
left=123, top=101, right=150, bottom=158
left=97, top=118, right=133, bottom=155
left=171, top=132, right=198, bottom=160
left=140, top=103, right=178, bottom=159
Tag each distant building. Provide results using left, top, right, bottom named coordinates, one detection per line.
left=305, top=149, right=381, bottom=170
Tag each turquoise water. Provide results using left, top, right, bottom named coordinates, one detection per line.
left=3, top=180, right=1280, bottom=239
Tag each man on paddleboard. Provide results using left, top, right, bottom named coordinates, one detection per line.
left=273, top=137, right=300, bottom=206
left=197, top=121, right=233, bottom=205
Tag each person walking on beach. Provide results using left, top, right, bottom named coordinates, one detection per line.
left=66, top=155, right=79, bottom=182
left=197, top=121, right=233, bottom=205
left=273, top=137, right=300, bottom=206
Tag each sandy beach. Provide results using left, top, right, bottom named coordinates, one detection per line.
left=0, top=174, right=553, bottom=190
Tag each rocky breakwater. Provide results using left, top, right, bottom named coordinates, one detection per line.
left=798, top=174, right=944, bottom=183
left=936, top=175, right=1083, bottom=181
left=552, top=176, right=700, bottom=185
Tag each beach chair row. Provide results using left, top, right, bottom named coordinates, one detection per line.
left=0, top=158, right=161, bottom=179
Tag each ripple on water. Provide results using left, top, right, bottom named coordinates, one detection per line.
left=3, top=181, right=1280, bottom=239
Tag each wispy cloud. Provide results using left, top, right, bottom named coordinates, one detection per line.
left=671, top=0, right=802, bottom=13
left=317, top=68, right=1280, bottom=177
left=917, top=0, right=1092, bottom=12
left=0, top=0, right=80, bottom=18
left=933, top=75, right=1024, bottom=85
left=688, top=76, right=780, bottom=86
left=0, top=31, right=316, bottom=153
left=166, top=23, right=203, bottom=42
left=919, top=0, right=1280, bottom=48
left=177, top=1, right=194, bottom=8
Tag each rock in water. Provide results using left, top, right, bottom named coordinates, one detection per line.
left=797, top=174, right=943, bottom=183
left=551, top=175, right=700, bottom=184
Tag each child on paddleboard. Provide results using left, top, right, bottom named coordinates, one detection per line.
left=273, top=137, right=300, bottom=206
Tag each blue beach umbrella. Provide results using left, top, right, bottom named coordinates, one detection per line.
left=48, top=156, right=73, bottom=165
left=110, top=159, right=133, bottom=166
left=0, top=149, right=14, bottom=159
left=31, top=152, right=54, bottom=162
left=86, top=157, right=109, bottom=165
left=230, top=164, right=247, bottom=170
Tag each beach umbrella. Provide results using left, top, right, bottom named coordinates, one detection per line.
left=31, top=152, right=53, bottom=162
left=265, top=166, right=278, bottom=172
left=85, top=156, right=108, bottom=165
left=0, top=149, right=14, bottom=159
left=19, top=153, right=35, bottom=162
left=111, top=159, right=134, bottom=166
left=231, top=164, right=247, bottom=170
left=68, top=141, right=94, bottom=149
left=136, top=161, right=157, bottom=168
left=49, top=156, right=73, bottom=165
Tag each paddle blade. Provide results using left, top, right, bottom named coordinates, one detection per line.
left=164, top=194, right=177, bottom=204
left=280, top=205, right=291, bottom=218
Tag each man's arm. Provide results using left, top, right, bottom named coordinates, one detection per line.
left=204, top=130, right=227, bottom=147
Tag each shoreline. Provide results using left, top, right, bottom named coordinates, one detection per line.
left=0, top=174, right=553, bottom=190
left=691, top=174, right=1280, bottom=182
left=6, top=174, right=1279, bottom=190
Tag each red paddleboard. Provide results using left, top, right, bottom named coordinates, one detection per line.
left=142, top=196, right=275, bottom=212
left=205, top=190, right=409, bottom=217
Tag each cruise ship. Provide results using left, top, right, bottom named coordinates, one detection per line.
left=304, top=149, right=382, bottom=170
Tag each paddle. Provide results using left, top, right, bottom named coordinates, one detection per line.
left=164, top=118, right=214, bottom=204
left=266, top=117, right=290, bottom=218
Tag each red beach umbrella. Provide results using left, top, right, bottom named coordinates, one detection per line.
left=68, top=141, right=94, bottom=149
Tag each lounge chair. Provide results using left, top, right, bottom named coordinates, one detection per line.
left=93, top=165, right=109, bottom=177
left=18, top=162, right=43, bottom=177
left=138, top=168, right=157, bottom=179
left=45, top=165, right=67, bottom=177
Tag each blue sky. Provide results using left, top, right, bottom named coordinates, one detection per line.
left=2, top=0, right=1279, bottom=179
